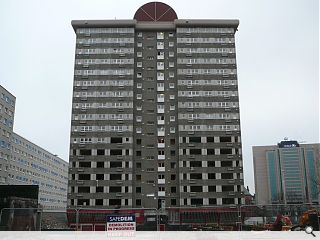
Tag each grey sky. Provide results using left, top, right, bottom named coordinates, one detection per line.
left=1, top=0, right=319, bottom=193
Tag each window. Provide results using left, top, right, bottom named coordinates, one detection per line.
left=136, top=151, right=141, bottom=156
left=96, top=174, right=104, bottom=180
left=189, top=137, right=201, bottom=143
left=171, top=174, right=176, bottom=180
left=109, top=186, right=122, bottom=193
left=136, top=139, right=141, bottom=145
left=220, top=148, right=232, bottom=155
left=137, top=83, right=142, bottom=88
left=208, top=186, right=216, bottom=192
left=190, top=173, right=202, bottom=180
left=110, top=149, right=122, bottom=155
left=208, top=161, right=215, bottom=167
left=137, top=94, right=142, bottom=100
left=109, top=199, right=121, bottom=206
left=80, top=149, right=91, bottom=156
left=190, top=186, right=202, bottom=192
left=222, top=198, right=235, bottom=204
left=97, top=149, right=105, bottom=156
left=191, top=198, right=203, bottom=205
left=190, top=161, right=201, bottom=167
left=78, top=187, right=90, bottom=193
left=110, top=174, right=121, bottom=180
left=97, top=162, right=104, bottom=168
left=111, top=137, right=122, bottom=143
left=79, top=162, right=91, bottom=168
left=220, top=136, right=232, bottom=142
left=171, top=187, right=176, bottom=193
left=136, top=187, right=141, bottom=193
left=190, top=149, right=201, bottom=155
left=79, top=174, right=90, bottom=180
left=222, top=186, right=234, bottom=192
left=208, top=173, right=216, bottom=179
left=221, top=161, right=233, bottom=167
left=170, top=162, right=176, bottom=169
left=169, top=83, right=174, bottom=88
left=110, top=162, right=122, bottom=168
left=207, top=149, right=215, bottom=155
left=221, top=173, right=233, bottom=179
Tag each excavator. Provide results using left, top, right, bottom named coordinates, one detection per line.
left=291, top=209, right=320, bottom=231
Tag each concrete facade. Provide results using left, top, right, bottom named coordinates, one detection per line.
left=253, top=141, right=320, bottom=205
left=68, top=3, right=244, bottom=209
left=0, top=85, right=15, bottom=184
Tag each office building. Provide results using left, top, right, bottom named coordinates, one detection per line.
left=0, top=85, right=68, bottom=209
left=68, top=2, right=244, bottom=209
left=253, top=140, right=320, bottom=205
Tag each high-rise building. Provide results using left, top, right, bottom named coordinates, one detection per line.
left=253, top=140, right=320, bottom=205
left=0, top=85, right=15, bottom=184
left=0, top=85, right=68, bottom=209
left=68, top=2, right=244, bottom=209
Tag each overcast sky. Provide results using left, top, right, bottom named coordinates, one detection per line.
left=1, top=0, right=319, bottom=193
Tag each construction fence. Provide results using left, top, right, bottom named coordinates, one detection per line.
left=0, top=204, right=319, bottom=231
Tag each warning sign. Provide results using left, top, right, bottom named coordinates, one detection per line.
left=106, top=215, right=136, bottom=231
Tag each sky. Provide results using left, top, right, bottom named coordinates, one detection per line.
left=0, top=0, right=319, bottom=193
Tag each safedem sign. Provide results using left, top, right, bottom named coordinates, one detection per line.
left=106, top=215, right=136, bottom=231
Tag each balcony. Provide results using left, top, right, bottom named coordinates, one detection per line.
left=158, top=179, right=165, bottom=184
left=157, top=108, right=164, bottom=114
left=158, top=191, right=166, bottom=197
left=157, top=96, right=165, bottom=102
left=157, top=75, right=164, bottom=81
left=157, top=86, right=164, bottom=91
left=158, top=167, right=165, bottom=172
left=157, top=120, right=165, bottom=125
left=157, top=131, right=165, bottom=137
left=158, top=155, right=165, bottom=160
left=158, top=143, right=165, bottom=148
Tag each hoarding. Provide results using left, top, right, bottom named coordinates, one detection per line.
left=106, top=215, right=136, bottom=231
